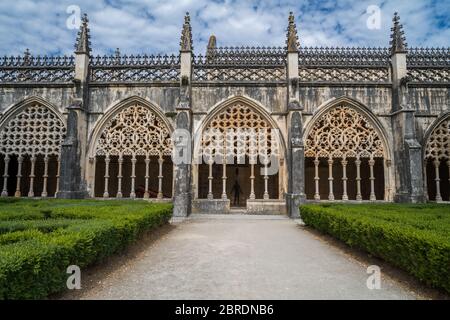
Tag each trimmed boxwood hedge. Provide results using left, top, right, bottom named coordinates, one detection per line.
left=0, top=199, right=172, bottom=299
left=300, top=204, right=450, bottom=293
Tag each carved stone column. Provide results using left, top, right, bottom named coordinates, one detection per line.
left=173, top=13, right=193, bottom=217
left=285, top=12, right=305, bottom=218
left=389, top=13, right=425, bottom=203
left=56, top=105, right=89, bottom=199
left=286, top=111, right=306, bottom=218
left=57, top=15, right=90, bottom=199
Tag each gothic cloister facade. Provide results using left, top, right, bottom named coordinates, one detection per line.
left=0, top=13, right=448, bottom=217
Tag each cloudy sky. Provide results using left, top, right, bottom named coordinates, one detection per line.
left=0, top=0, right=448, bottom=56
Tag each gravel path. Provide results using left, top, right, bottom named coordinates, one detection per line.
left=70, top=214, right=422, bottom=300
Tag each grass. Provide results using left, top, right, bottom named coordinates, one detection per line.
left=0, top=198, right=172, bottom=299
left=300, top=203, right=450, bottom=294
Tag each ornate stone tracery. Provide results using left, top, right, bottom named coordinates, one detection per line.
left=0, top=103, right=66, bottom=157
left=0, top=102, right=65, bottom=198
left=424, top=117, right=450, bottom=202
left=305, top=105, right=385, bottom=159
left=304, top=104, right=387, bottom=202
left=93, top=103, right=173, bottom=200
left=94, top=104, right=172, bottom=157
left=201, top=102, right=278, bottom=159
left=198, top=101, right=280, bottom=201
left=425, top=118, right=450, bottom=161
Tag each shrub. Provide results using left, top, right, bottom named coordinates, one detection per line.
left=0, top=200, right=172, bottom=299
left=300, top=204, right=450, bottom=293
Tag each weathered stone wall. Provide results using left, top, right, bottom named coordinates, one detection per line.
left=410, top=86, right=450, bottom=144
left=0, top=87, right=75, bottom=117
left=299, top=85, right=392, bottom=115
left=191, top=86, right=287, bottom=113
left=409, top=87, right=449, bottom=114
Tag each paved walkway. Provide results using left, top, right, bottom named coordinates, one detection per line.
left=75, top=214, right=420, bottom=300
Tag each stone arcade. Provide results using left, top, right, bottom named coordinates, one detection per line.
left=0, top=13, right=449, bottom=217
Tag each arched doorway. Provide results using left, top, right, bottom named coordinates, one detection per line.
left=90, top=101, right=173, bottom=199
left=195, top=98, right=283, bottom=208
left=0, top=99, right=66, bottom=198
left=304, top=101, right=390, bottom=201
left=424, top=115, right=449, bottom=202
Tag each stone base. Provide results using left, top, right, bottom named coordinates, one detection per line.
left=192, top=199, right=288, bottom=215
left=394, top=192, right=427, bottom=203
left=56, top=190, right=89, bottom=199
left=173, top=192, right=192, bottom=217
left=246, top=199, right=287, bottom=215
left=192, top=199, right=230, bottom=214
left=286, top=193, right=306, bottom=218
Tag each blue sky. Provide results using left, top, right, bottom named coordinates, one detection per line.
left=0, top=0, right=449, bottom=56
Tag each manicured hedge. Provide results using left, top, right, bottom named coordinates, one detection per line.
left=0, top=199, right=172, bottom=299
left=300, top=204, right=450, bottom=294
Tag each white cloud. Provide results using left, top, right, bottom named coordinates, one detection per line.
left=0, top=0, right=448, bottom=56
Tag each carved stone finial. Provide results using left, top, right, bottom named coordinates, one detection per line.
left=180, top=12, right=193, bottom=52
left=207, top=35, right=217, bottom=55
left=390, top=12, right=407, bottom=55
left=23, top=49, right=31, bottom=65
left=114, top=48, right=121, bottom=63
left=75, top=14, right=92, bottom=54
left=286, top=12, right=299, bottom=52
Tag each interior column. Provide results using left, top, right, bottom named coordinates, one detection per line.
left=41, top=155, right=49, bottom=198
left=327, top=157, right=334, bottom=201
left=1, top=155, right=9, bottom=197
left=369, top=157, right=376, bottom=201
left=314, top=157, right=320, bottom=200
left=355, top=156, right=362, bottom=201
left=28, top=155, right=36, bottom=197
left=117, top=155, right=123, bottom=198
left=130, top=155, right=137, bottom=199
left=341, top=158, right=348, bottom=200
left=15, top=155, right=23, bottom=197
left=434, top=158, right=442, bottom=201
left=103, top=155, right=110, bottom=198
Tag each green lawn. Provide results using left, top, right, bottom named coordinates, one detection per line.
left=300, top=203, right=450, bottom=294
left=0, top=198, right=172, bottom=299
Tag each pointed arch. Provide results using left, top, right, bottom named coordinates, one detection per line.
left=194, top=95, right=286, bottom=159
left=303, top=96, right=392, bottom=202
left=0, top=96, right=65, bottom=127
left=0, top=97, right=66, bottom=198
left=88, top=96, right=173, bottom=158
left=423, top=111, right=450, bottom=161
left=193, top=95, right=285, bottom=203
left=303, top=96, right=391, bottom=160
left=199, top=95, right=280, bottom=132
left=0, top=97, right=66, bottom=157
left=88, top=96, right=174, bottom=200
left=423, top=112, right=450, bottom=202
